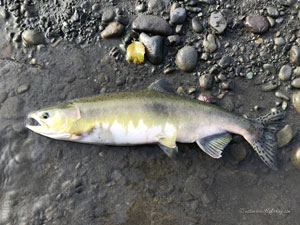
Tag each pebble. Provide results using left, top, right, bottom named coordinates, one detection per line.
left=170, top=7, right=186, bottom=25
left=290, top=46, right=300, bottom=66
left=132, top=15, right=173, bottom=36
left=246, top=72, right=254, bottom=79
left=294, top=67, right=300, bottom=76
left=167, top=35, right=180, bottom=46
left=199, top=74, right=213, bottom=90
left=274, top=37, right=285, bottom=46
left=277, top=124, right=294, bottom=148
left=148, top=0, right=168, bottom=13
left=192, top=17, right=203, bottom=33
left=101, top=22, right=124, bottom=39
left=293, top=91, right=300, bottom=114
left=221, top=81, right=233, bottom=90
left=292, top=78, right=300, bottom=88
left=102, top=8, right=115, bottom=22
left=275, top=91, right=290, bottom=101
left=266, top=6, right=279, bottom=17
left=17, top=84, right=30, bottom=94
left=218, top=56, right=232, bottom=69
left=209, top=11, right=227, bottom=34
left=279, top=64, right=292, bottom=81
left=245, top=15, right=270, bottom=34
left=139, top=33, right=163, bottom=65
left=22, top=30, right=46, bottom=45
left=267, top=16, right=275, bottom=27
left=197, top=93, right=216, bottom=103
left=136, top=3, right=146, bottom=13
left=261, top=82, right=278, bottom=92
left=291, top=147, right=300, bottom=169
left=176, top=46, right=198, bottom=72
left=263, top=63, right=276, bottom=74
left=203, top=34, right=217, bottom=53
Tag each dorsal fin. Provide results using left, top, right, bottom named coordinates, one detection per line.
left=148, top=79, right=177, bottom=95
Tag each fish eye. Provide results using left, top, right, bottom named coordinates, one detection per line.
left=42, top=112, right=50, bottom=119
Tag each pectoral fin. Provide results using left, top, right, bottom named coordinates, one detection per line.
left=158, top=135, right=178, bottom=158
left=196, top=132, right=232, bottom=158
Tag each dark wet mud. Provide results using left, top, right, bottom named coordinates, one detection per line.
left=1, top=0, right=300, bottom=225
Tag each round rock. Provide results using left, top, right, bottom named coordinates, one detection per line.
left=192, top=17, right=203, bottom=33
left=139, top=33, right=163, bottom=65
left=277, top=124, right=294, bottom=148
left=209, top=11, right=227, bottom=34
left=176, top=46, right=198, bottom=72
left=170, top=7, right=186, bottom=25
left=101, top=22, right=124, bottom=39
left=278, top=64, right=292, bottom=81
left=293, top=91, right=300, bottom=115
left=291, top=147, right=300, bottom=169
left=203, top=34, right=217, bottom=53
left=199, top=74, right=213, bottom=90
left=132, top=15, right=173, bottom=36
left=290, top=46, right=300, bottom=66
left=22, top=30, right=46, bottom=45
left=245, top=15, right=270, bottom=34
left=292, top=78, right=300, bottom=88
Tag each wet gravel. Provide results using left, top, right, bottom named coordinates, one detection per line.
left=1, top=0, right=300, bottom=224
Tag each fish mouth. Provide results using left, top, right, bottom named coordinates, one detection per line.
left=25, top=113, right=48, bottom=133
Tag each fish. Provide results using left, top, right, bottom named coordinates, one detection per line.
left=26, top=79, right=284, bottom=170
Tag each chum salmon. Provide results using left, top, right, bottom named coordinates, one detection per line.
left=26, top=79, right=284, bottom=170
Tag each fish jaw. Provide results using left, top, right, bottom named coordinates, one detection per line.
left=26, top=112, right=72, bottom=140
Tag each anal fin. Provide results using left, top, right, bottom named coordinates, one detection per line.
left=196, top=132, right=232, bottom=158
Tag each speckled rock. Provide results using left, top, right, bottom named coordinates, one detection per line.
left=176, top=46, right=198, bottom=72
left=192, top=17, right=203, bottom=33
left=245, top=15, right=270, bottom=34
left=278, top=64, right=292, bottom=81
left=101, top=22, right=124, bottom=39
left=199, top=74, right=213, bottom=89
left=209, top=11, right=227, bottom=34
left=170, top=7, right=186, bottom=25
left=132, top=15, right=173, bottom=36
left=203, top=34, right=217, bottom=53
left=292, top=78, right=300, bottom=88
left=139, top=33, right=163, bottom=65
left=22, top=30, right=46, bottom=45
left=277, top=124, right=294, bottom=148
left=290, top=46, right=300, bottom=66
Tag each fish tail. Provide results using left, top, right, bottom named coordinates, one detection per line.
left=246, top=110, right=285, bottom=170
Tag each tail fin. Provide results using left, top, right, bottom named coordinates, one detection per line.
left=247, top=110, right=285, bottom=170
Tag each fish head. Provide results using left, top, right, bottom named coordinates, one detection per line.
left=26, top=103, right=81, bottom=140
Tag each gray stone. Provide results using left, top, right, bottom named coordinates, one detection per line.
left=199, top=74, right=213, bottom=90
left=132, top=15, right=173, bottom=36
left=277, top=125, right=294, bottom=148
left=192, top=17, right=203, bottom=33
left=245, top=15, right=270, bottom=34
left=246, top=72, right=254, bottom=79
left=139, top=33, right=164, bottom=65
left=203, top=34, right=217, bottom=53
left=291, top=78, right=300, bottom=88
left=294, top=67, right=300, bottom=76
left=148, top=0, right=169, bottom=13
left=0, top=97, right=24, bottom=119
left=17, top=84, right=30, bottom=94
left=176, top=46, right=198, bottom=72
left=267, top=6, right=279, bottom=17
left=136, top=3, right=146, bottom=13
left=263, top=63, right=276, bottom=74
left=261, top=82, right=278, bottom=92
left=22, top=30, right=46, bottom=45
left=290, top=46, right=300, bottom=66
left=92, top=3, right=101, bottom=12
left=218, top=56, right=232, bottom=68
left=279, top=64, right=292, bottom=81
left=293, top=91, right=300, bottom=115
left=209, top=11, right=227, bottom=34
left=274, top=37, right=285, bottom=46
left=102, top=8, right=115, bottom=22
left=101, top=22, right=124, bottom=39
left=170, top=8, right=186, bottom=25
left=167, top=35, right=180, bottom=46
left=275, top=91, right=290, bottom=101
